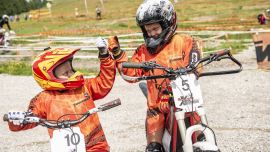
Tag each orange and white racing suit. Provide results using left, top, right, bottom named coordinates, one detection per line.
left=8, top=55, right=116, bottom=152
left=115, top=34, right=202, bottom=144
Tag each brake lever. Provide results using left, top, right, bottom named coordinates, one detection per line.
left=207, top=53, right=225, bottom=63
left=145, top=61, right=162, bottom=68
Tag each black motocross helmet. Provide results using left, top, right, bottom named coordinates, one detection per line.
left=136, top=0, right=177, bottom=54
left=2, top=14, right=9, bottom=22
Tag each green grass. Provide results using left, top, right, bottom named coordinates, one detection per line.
left=9, top=0, right=269, bottom=36
left=11, top=39, right=35, bottom=45
left=204, top=40, right=248, bottom=54
left=225, top=33, right=253, bottom=40
left=2, top=0, right=268, bottom=75
left=0, top=61, right=98, bottom=76
left=0, top=61, right=32, bottom=75
left=50, top=41, right=82, bottom=45
left=220, top=41, right=248, bottom=54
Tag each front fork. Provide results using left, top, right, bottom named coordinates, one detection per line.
left=174, top=106, right=208, bottom=144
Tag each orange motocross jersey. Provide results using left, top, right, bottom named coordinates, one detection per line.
left=116, top=34, right=202, bottom=137
left=8, top=56, right=116, bottom=152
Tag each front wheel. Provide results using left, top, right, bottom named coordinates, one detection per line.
left=193, top=142, right=220, bottom=152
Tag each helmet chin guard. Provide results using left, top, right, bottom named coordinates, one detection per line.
left=145, top=28, right=169, bottom=54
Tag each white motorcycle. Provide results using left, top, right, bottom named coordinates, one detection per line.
left=120, top=49, right=242, bottom=152
left=0, top=28, right=15, bottom=48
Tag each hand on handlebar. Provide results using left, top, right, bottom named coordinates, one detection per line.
left=7, top=111, right=26, bottom=125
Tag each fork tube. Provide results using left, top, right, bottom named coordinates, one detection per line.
left=175, top=109, right=186, bottom=144
left=197, top=106, right=208, bottom=125
left=169, top=106, right=174, bottom=133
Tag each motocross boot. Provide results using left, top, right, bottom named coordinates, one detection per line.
left=145, top=142, right=165, bottom=152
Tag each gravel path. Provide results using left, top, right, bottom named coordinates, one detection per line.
left=0, top=45, right=269, bottom=152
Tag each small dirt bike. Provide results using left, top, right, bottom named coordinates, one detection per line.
left=3, top=98, right=121, bottom=152
left=0, top=28, right=14, bottom=48
left=120, top=49, right=242, bottom=152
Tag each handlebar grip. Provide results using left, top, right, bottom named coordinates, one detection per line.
left=199, top=48, right=242, bottom=77
left=99, top=98, right=121, bottom=111
left=122, top=62, right=146, bottom=69
left=215, top=48, right=230, bottom=57
left=3, top=114, right=8, bottom=122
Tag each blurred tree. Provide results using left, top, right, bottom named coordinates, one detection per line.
left=0, top=0, right=46, bottom=16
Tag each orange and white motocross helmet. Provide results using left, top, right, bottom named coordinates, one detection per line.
left=32, top=48, right=84, bottom=90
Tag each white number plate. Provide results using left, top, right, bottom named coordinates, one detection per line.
left=170, top=74, right=203, bottom=112
left=50, top=127, right=86, bottom=152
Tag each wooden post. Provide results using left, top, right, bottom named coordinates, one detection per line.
left=100, top=0, right=105, bottom=11
left=252, top=32, right=270, bottom=70
left=84, top=0, right=89, bottom=16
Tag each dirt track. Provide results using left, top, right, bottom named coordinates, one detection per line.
left=0, top=45, right=269, bottom=152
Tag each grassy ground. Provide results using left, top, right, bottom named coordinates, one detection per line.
left=10, top=0, right=270, bottom=36
left=0, top=59, right=99, bottom=76
left=1, top=0, right=269, bottom=75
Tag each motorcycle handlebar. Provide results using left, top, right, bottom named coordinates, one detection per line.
left=122, top=62, right=146, bottom=69
left=120, top=48, right=242, bottom=81
left=198, top=48, right=243, bottom=77
left=3, top=114, right=8, bottom=121
left=3, top=98, right=121, bottom=128
left=98, top=98, right=121, bottom=111
left=216, top=48, right=230, bottom=56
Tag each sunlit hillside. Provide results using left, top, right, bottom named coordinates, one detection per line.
left=10, top=0, right=270, bottom=36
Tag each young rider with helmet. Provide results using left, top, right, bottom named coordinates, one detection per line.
left=0, top=15, right=12, bottom=31
left=0, top=14, right=15, bottom=34
left=106, top=0, right=203, bottom=151
left=7, top=38, right=117, bottom=152
left=0, top=14, right=15, bottom=46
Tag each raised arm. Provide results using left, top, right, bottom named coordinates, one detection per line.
left=85, top=38, right=117, bottom=100
left=86, top=55, right=116, bottom=100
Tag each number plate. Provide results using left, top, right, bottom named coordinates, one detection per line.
left=50, top=127, right=86, bottom=152
left=170, top=74, right=203, bottom=112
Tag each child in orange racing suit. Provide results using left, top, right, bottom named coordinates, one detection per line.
left=7, top=38, right=117, bottom=152
left=105, top=0, right=203, bottom=151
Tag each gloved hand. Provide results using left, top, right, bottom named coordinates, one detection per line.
left=95, top=37, right=108, bottom=55
left=108, top=36, right=122, bottom=56
left=8, top=111, right=26, bottom=125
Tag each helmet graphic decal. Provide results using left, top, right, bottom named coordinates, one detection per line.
left=32, top=48, right=84, bottom=90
